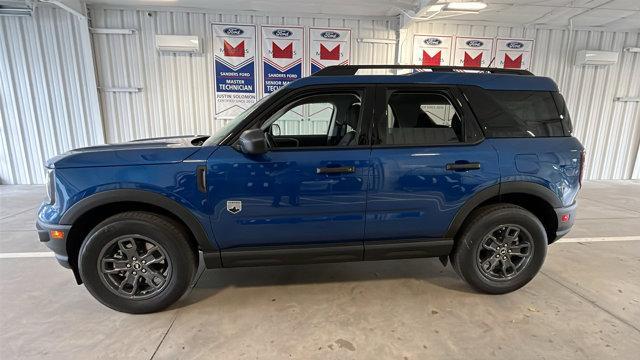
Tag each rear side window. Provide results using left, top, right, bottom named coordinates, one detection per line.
left=380, top=92, right=463, bottom=146
left=463, top=87, right=568, bottom=137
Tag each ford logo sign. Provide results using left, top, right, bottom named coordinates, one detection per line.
left=320, top=31, right=340, bottom=39
left=506, top=41, right=524, bottom=49
left=223, top=27, right=244, bottom=36
left=466, top=40, right=483, bottom=47
left=423, top=38, right=442, bottom=46
left=272, top=29, right=293, bottom=37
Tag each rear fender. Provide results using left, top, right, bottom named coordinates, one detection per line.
left=445, top=181, right=562, bottom=238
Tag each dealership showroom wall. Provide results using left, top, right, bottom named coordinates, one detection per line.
left=1, top=0, right=640, bottom=359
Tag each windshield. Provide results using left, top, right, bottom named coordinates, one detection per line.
left=204, top=89, right=281, bottom=146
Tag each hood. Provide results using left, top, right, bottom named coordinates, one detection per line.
left=46, top=135, right=211, bottom=169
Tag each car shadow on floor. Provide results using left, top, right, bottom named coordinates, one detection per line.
left=173, top=257, right=476, bottom=309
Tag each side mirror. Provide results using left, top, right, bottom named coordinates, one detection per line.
left=271, top=123, right=281, bottom=136
left=238, top=129, right=269, bottom=155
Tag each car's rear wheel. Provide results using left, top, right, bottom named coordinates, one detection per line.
left=78, top=211, right=196, bottom=313
left=451, top=204, right=547, bottom=294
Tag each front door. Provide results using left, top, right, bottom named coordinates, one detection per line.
left=207, top=87, right=374, bottom=253
left=365, top=86, right=500, bottom=243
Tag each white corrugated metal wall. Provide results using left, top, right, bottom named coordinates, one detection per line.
left=88, top=6, right=398, bottom=144
left=399, top=22, right=640, bottom=180
left=1, top=5, right=638, bottom=184
left=0, top=6, right=103, bottom=184
left=635, top=141, right=640, bottom=179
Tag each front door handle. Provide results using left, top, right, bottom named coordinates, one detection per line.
left=317, top=166, right=356, bottom=174
left=446, top=162, right=481, bottom=171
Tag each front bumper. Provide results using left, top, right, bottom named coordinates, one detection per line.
left=552, top=201, right=577, bottom=243
left=36, top=220, right=72, bottom=268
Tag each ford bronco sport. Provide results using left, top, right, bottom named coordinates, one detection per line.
left=37, top=65, right=584, bottom=313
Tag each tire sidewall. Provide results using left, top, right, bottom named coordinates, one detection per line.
left=79, top=215, right=194, bottom=313
left=456, top=207, right=547, bottom=294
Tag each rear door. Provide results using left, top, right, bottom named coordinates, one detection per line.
left=365, top=85, right=500, bottom=246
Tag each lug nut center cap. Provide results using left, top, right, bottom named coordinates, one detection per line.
left=133, top=262, right=142, bottom=270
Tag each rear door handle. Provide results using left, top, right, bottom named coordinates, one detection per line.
left=317, top=166, right=356, bottom=174
left=446, top=162, right=481, bottom=171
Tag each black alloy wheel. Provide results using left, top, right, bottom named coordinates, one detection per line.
left=98, top=235, right=171, bottom=299
left=476, top=224, right=533, bottom=281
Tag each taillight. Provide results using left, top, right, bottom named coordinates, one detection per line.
left=579, top=150, right=585, bottom=187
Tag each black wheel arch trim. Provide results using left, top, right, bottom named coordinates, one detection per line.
left=59, top=189, right=218, bottom=251
left=499, top=181, right=563, bottom=208
left=445, top=181, right=563, bottom=238
left=445, top=184, right=499, bottom=238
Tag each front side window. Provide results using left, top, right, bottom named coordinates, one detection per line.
left=270, top=102, right=335, bottom=136
left=262, top=93, right=363, bottom=148
left=379, top=92, right=463, bottom=146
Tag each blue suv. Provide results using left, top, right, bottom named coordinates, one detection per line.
left=37, top=65, right=584, bottom=313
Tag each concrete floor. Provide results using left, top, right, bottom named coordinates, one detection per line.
left=0, top=181, right=639, bottom=359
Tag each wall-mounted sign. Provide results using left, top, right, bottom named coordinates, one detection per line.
left=494, top=38, right=534, bottom=70
left=412, top=35, right=453, bottom=66
left=261, top=25, right=304, bottom=95
left=212, top=23, right=257, bottom=118
left=453, top=36, right=494, bottom=67
left=309, top=27, right=351, bottom=74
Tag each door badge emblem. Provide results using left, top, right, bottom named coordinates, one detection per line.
left=227, top=201, right=242, bottom=214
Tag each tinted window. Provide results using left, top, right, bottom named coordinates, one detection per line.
left=552, top=92, right=573, bottom=135
left=463, top=87, right=566, bottom=137
left=380, top=92, right=463, bottom=145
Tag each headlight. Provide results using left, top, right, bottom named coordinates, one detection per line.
left=45, top=169, right=55, bottom=204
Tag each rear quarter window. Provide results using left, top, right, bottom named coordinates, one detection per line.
left=552, top=92, right=573, bottom=135
left=463, top=86, right=570, bottom=137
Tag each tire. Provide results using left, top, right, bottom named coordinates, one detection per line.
left=78, top=211, right=196, bottom=313
left=451, top=204, right=547, bottom=294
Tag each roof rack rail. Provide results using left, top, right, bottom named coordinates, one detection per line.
left=312, top=65, right=533, bottom=76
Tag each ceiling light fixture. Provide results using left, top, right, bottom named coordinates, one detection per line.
left=443, top=1, right=488, bottom=12
left=399, top=1, right=488, bottom=21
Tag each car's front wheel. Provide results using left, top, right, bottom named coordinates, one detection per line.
left=78, top=211, right=196, bottom=313
left=451, top=204, right=547, bottom=294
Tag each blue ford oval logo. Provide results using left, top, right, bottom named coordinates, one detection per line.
left=423, top=38, right=442, bottom=46
left=466, top=40, right=483, bottom=47
left=223, top=27, right=244, bottom=36
left=272, top=29, right=293, bottom=37
left=321, top=31, right=340, bottom=39
left=506, top=41, right=524, bottom=49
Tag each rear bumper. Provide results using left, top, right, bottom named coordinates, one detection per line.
left=36, top=220, right=72, bottom=269
left=552, top=201, right=577, bottom=243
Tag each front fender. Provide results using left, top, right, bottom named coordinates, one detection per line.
left=60, top=189, right=217, bottom=251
